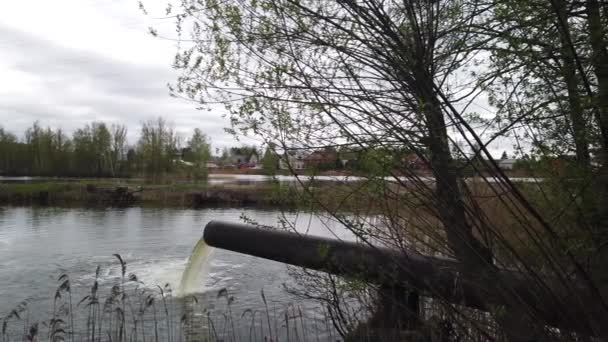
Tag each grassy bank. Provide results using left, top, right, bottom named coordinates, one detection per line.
left=0, top=177, right=540, bottom=218
left=0, top=180, right=302, bottom=208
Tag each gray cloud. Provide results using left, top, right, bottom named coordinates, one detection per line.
left=0, top=20, right=506, bottom=156
left=0, top=23, right=237, bottom=149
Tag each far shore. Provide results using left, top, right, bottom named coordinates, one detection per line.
left=0, top=170, right=538, bottom=210
left=0, top=180, right=295, bottom=208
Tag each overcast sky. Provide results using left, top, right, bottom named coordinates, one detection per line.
left=0, top=0, right=248, bottom=151
left=0, top=1, right=513, bottom=157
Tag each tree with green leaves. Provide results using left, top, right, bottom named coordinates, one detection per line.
left=0, top=128, right=16, bottom=173
left=261, top=144, right=279, bottom=173
left=137, top=117, right=178, bottom=181
left=183, top=128, right=211, bottom=181
left=476, top=0, right=608, bottom=266
left=160, top=0, right=608, bottom=339
left=110, top=124, right=128, bottom=177
left=25, top=122, right=72, bottom=176
left=218, top=147, right=231, bottom=167
left=72, top=122, right=113, bottom=177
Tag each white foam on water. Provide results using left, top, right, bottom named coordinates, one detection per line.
left=131, top=258, right=186, bottom=290
left=73, top=244, right=218, bottom=296
left=75, top=257, right=180, bottom=289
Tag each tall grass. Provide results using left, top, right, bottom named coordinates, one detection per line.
left=1, top=253, right=513, bottom=342
left=0, top=254, right=338, bottom=342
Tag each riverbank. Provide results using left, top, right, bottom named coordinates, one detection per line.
left=0, top=180, right=302, bottom=208
left=0, top=175, right=543, bottom=211
left=0, top=176, right=399, bottom=212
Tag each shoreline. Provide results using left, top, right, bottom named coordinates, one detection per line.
left=0, top=181, right=299, bottom=208
left=0, top=173, right=538, bottom=210
left=0, top=178, right=389, bottom=212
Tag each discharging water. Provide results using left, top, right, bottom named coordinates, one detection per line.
left=178, top=237, right=213, bottom=296
left=0, top=206, right=353, bottom=340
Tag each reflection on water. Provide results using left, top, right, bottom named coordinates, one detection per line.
left=0, top=174, right=543, bottom=186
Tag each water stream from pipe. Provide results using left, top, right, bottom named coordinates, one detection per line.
left=178, top=236, right=213, bottom=296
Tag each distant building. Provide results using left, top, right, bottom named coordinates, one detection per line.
left=206, top=161, right=219, bottom=169
left=231, top=154, right=248, bottom=166
left=279, top=151, right=306, bottom=170
left=232, top=151, right=260, bottom=169
left=338, top=149, right=360, bottom=169
left=249, top=153, right=259, bottom=166
left=498, top=158, right=518, bottom=170
left=173, top=148, right=187, bottom=161
left=303, top=149, right=338, bottom=169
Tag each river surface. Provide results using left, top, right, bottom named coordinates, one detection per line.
left=0, top=174, right=542, bottom=184
left=0, top=206, right=352, bottom=340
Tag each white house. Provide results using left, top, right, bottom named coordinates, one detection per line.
left=249, top=153, right=259, bottom=166
left=279, top=151, right=306, bottom=170
left=206, top=161, right=219, bottom=169
left=498, top=158, right=518, bottom=170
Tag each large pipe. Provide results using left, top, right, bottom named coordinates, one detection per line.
left=203, top=220, right=605, bottom=335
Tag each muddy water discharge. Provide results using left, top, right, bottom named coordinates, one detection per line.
left=179, top=237, right=214, bottom=296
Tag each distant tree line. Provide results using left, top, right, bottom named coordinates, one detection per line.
left=0, top=117, right=210, bottom=180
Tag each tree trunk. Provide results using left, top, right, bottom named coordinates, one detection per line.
left=585, top=0, right=608, bottom=152
left=413, top=73, right=489, bottom=267
left=557, top=0, right=591, bottom=167
left=410, top=54, right=551, bottom=337
left=585, top=0, right=608, bottom=255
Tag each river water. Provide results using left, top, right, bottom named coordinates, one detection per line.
left=0, top=206, right=352, bottom=340
left=0, top=174, right=542, bottom=185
